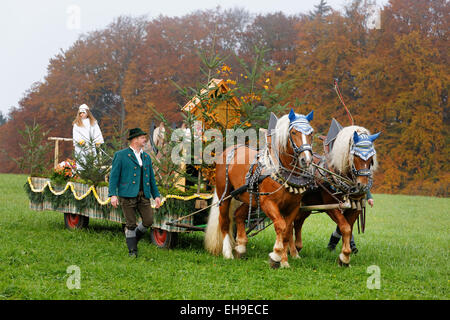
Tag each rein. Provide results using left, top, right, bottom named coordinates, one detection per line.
left=350, top=164, right=374, bottom=192
left=272, top=133, right=313, bottom=178
left=311, top=162, right=355, bottom=191
left=334, top=80, right=354, bottom=125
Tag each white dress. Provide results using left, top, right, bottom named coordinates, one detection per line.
left=73, top=118, right=104, bottom=167
left=153, top=126, right=166, bottom=147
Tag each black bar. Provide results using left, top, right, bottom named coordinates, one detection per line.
left=165, top=222, right=205, bottom=231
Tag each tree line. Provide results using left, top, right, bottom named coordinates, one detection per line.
left=0, top=0, right=448, bottom=196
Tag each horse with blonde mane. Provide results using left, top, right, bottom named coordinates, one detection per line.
left=290, top=125, right=380, bottom=266
left=204, top=109, right=315, bottom=268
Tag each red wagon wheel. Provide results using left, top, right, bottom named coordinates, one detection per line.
left=150, top=228, right=178, bottom=249
left=64, top=213, right=89, bottom=229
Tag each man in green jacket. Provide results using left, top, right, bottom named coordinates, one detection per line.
left=109, top=128, right=161, bottom=257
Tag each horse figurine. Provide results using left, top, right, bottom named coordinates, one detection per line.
left=204, top=109, right=315, bottom=268
left=290, top=125, right=380, bottom=266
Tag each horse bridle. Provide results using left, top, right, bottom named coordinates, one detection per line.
left=266, top=116, right=315, bottom=184
left=350, top=157, right=374, bottom=193
left=288, top=131, right=312, bottom=158
left=351, top=164, right=372, bottom=178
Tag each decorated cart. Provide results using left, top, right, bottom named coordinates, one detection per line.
left=25, top=176, right=215, bottom=248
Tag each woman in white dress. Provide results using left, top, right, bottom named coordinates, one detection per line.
left=72, top=104, right=104, bottom=169
left=153, top=122, right=166, bottom=149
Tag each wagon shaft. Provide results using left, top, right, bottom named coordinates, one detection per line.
left=300, top=200, right=351, bottom=212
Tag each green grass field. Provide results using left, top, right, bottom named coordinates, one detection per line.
left=0, top=173, right=448, bottom=300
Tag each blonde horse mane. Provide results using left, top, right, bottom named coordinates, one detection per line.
left=263, top=114, right=292, bottom=172
left=273, top=114, right=291, bottom=152
left=327, top=125, right=378, bottom=174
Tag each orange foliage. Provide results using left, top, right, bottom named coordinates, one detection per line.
left=0, top=2, right=448, bottom=196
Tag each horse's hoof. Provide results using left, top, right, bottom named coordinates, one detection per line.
left=296, top=246, right=303, bottom=253
left=235, top=252, right=247, bottom=260
left=351, top=246, right=359, bottom=255
left=338, top=254, right=351, bottom=267
left=268, top=257, right=281, bottom=269
left=280, top=261, right=290, bottom=268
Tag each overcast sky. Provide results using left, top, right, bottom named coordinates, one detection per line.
left=0, top=0, right=387, bottom=116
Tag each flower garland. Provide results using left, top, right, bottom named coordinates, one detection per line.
left=27, top=177, right=213, bottom=208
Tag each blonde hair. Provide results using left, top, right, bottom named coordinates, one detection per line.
left=73, top=109, right=97, bottom=127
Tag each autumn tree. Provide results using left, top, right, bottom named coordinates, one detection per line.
left=280, top=0, right=448, bottom=196
left=238, top=12, right=301, bottom=70
left=353, top=0, right=449, bottom=195
left=1, top=2, right=447, bottom=197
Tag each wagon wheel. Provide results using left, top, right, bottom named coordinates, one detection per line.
left=64, top=213, right=89, bottom=229
left=150, top=228, right=178, bottom=249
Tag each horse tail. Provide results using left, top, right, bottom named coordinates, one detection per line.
left=204, top=189, right=237, bottom=256
left=204, top=189, right=223, bottom=255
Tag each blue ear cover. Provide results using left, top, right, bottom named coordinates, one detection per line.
left=288, top=108, right=296, bottom=122
left=353, top=131, right=360, bottom=144
left=369, top=132, right=381, bottom=142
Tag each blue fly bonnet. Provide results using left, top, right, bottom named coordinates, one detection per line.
left=351, top=131, right=381, bottom=161
left=288, top=109, right=314, bottom=135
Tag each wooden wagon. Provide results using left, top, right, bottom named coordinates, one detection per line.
left=25, top=176, right=217, bottom=248
left=25, top=175, right=278, bottom=248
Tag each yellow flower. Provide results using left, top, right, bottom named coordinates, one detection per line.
left=263, top=85, right=269, bottom=90
left=221, top=65, right=231, bottom=72
left=265, top=78, right=270, bottom=83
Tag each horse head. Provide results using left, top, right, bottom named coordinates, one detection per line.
left=287, top=108, right=314, bottom=168
left=328, top=126, right=380, bottom=193
left=350, top=131, right=381, bottom=192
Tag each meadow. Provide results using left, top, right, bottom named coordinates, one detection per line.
left=0, top=174, right=448, bottom=300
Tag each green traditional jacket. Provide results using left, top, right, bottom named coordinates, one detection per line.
left=108, top=147, right=160, bottom=199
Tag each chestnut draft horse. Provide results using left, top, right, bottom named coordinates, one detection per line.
left=289, top=126, right=380, bottom=266
left=204, top=109, right=315, bottom=268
